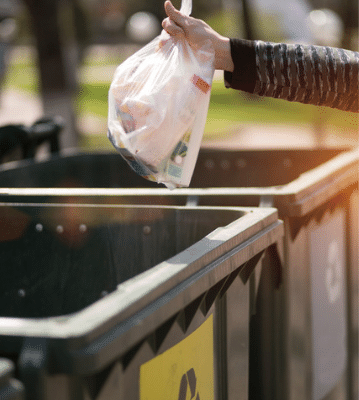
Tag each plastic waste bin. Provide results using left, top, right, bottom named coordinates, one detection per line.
left=26, top=116, right=63, bottom=157
left=0, top=148, right=357, bottom=400
left=125, top=147, right=356, bottom=400
left=0, top=358, right=25, bottom=399
left=0, top=202, right=283, bottom=400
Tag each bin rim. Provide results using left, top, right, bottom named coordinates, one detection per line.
left=0, top=205, right=282, bottom=343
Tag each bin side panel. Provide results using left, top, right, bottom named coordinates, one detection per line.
left=309, top=209, right=347, bottom=400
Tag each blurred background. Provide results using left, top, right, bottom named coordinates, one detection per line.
left=0, top=0, right=357, bottom=153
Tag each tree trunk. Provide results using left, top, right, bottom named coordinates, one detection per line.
left=241, top=0, right=255, bottom=40
left=23, top=0, right=78, bottom=150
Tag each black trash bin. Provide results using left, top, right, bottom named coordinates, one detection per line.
left=0, top=148, right=357, bottom=400
left=0, top=117, right=62, bottom=165
left=0, top=202, right=283, bottom=400
left=193, top=148, right=359, bottom=400
left=26, top=116, right=63, bottom=157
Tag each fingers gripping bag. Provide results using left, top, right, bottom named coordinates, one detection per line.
left=107, top=0, right=215, bottom=189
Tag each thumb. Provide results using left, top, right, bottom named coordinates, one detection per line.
left=165, top=1, right=185, bottom=26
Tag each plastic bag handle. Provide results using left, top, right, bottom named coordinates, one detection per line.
left=180, top=0, right=192, bottom=16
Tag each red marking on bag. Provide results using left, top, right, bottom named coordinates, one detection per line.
left=192, top=75, right=210, bottom=94
left=157, top=39, right=169, bottom=50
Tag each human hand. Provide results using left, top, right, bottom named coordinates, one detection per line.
left=161, top=0, right=234, bottom=71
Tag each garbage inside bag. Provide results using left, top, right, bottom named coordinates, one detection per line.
left=108, top=0, right=214, bottom=189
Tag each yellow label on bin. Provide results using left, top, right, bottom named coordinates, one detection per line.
left=140, top=314, right=214, bottom=400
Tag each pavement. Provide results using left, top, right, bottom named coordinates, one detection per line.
left=0, top=89, right=43, bottom=127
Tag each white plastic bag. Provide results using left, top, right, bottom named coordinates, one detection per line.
left=107, top=0, right=214, bottom=189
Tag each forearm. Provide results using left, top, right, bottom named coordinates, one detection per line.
left=225, top=39, right=359, bottom=113
left=212, top=36, right=234, bottom=71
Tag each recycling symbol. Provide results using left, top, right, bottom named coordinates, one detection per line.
left=178, top=368, right=200, bottom=400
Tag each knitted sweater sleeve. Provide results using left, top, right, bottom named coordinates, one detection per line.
left=224, top=39, right=359, bottom=113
